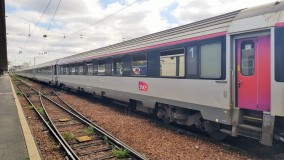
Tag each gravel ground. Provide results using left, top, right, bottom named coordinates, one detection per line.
left=16, top=79, right=255, bottom=160
left=15, top=84, right=65, bottom=160
left=57, top=92, right=254, bottom=160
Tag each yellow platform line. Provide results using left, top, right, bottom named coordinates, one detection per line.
left=9, top=76, right=42, bottom=160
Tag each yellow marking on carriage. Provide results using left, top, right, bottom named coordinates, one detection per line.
left=76, top=135, right=92, bottom=142
left=58, top=118, right=70, bottom=122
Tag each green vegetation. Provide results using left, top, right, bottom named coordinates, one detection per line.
left=37, top=107, right=45, bottom=116
left=112, top=148, right=129, bottom=159
left=16, top=91, right=24, bottom=96
left=28, top=105, right=33, bottom=110
left=62, top=132, right=75, bottom=142
left=11, top=75, right=18, bottom=83
left=83, top=126, right=95, bottom=135
left=103, top=135, right=109, bottom=145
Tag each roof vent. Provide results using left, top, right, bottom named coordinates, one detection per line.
left=275, top=1, right=280, bottom=5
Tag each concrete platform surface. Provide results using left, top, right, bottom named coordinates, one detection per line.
left=0, top=74, right=40, bottom=160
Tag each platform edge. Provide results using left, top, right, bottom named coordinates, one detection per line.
left=9, top=75, right=42, bottom=160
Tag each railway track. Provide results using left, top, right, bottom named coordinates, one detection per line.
left=15, top=78, right=147, bottom=160
left=15, top=77, right=284, bottom=160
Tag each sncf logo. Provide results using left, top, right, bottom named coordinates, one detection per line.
left=139, top=81, right=148, bottom=91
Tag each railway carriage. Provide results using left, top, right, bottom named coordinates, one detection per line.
left=16, top=1, right=284, bottom=146
left=17, top=66, right=34, bottom=79
left=17, top=60, right=58, bottom=84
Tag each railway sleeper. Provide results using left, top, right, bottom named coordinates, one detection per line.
left=77, top=146, right=112, bottom=156
left=89, top=154, right=115, bottom=160
left=72, top=141, right=104, bottom=149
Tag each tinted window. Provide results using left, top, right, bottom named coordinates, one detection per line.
left=122, top=55, right=131, bottom=76
left=275, top=27, right=284, bottom=82
left=187, top=46, right=198, bottom=77
left=241, top=41, right=255, bottom=76
left=200, top=43, right=221, bottom=79
left=60, top=66, right=64, bottom=75
left=70, top=66, right=76, bottom=75
left=86, top=63, right=93, bottom=75
left=65, top=66, right=69, bottom=75
left=98, top=60, right=106, bottom=75
left=112, top=58, right=123, bottom=76
left=78, top=66, right=84, bottom=75
left=132, top=54, right=147, bottom=76
left=160, top=48, right=185, bottom=77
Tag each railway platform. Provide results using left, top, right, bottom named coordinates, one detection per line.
left=0, top=74, right=40, bottom=160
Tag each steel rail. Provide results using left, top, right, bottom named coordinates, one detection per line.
left=55, top=92, right=147, bottom=159
left=18, top=78, right=147, bottom=160
left=15, top=83, right=78, bottom=160
left=41, top=91, right=147, bottom=160
left=39, top=93, right=80, bottom=159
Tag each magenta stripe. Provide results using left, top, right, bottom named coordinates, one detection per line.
left=275, top=22, right=284, bottom=27
left=75, top=31, right=226, bottom=62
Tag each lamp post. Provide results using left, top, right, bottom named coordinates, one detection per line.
left=33, top=57, right=36, bottom=66
left=33, top=57, right=44, bottom=66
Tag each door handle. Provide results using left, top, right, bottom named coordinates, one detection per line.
left=238, top=80, right=243, bottom=88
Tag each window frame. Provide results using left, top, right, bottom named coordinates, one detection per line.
left=274, top=27, right=284, bottom=82
left=112, top=57, right=123, bottom=76
left=159, top=47, right=185, bottom=78
left=86, top=62, right=94, bottom=76
left=77, top=64, right=84, bottom=75
left=98, top=59, right=106, bottom=76
left=199, top=42, right=222, bottom=79
left=131, top=53, right=147, bottom=77
left=240, top=40, right=255, bottom=77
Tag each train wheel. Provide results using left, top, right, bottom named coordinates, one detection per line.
left=156, top=106, right=170, bottom=124
left=210, top=131, right=227, bottom=141
left=61, top=84, right=66, bottom=91
left=202, top=121, right=227, bottom=141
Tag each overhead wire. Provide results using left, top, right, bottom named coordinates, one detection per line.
left=21, top=0, right=142, bottom=56
left=21, top=0, right=53, bottom=51
left=65, top=0, right=142, bottom=38
left=48, top=0, right=142, bottom=55
left=43, top=0, right=62, bottom=54
left=46, top=0, right=62, bottom=33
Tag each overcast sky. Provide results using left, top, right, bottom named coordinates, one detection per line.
left=5, top=0, right=276, bottom=66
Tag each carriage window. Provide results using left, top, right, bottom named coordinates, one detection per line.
left=241, top=41, right=255, bottom=76
left=187, top=46, right=198, bottom=77
left=70, top=66, right=76, bottom=75
left=160, top=48, right=185, bottom=77
left=86, top=63, right=93, bottom=75
left=112, top=58, right=123, bottom=76
left=65, top=66, right=69, bottom=75
left=275, top=27, right=284, bottom=82
left=60, top=66, right=64, bottom=75
left=98, top=60, right=106, bottom=75
left=78, top=66, right=84, bottom=75
left=200, top=43, right=222, bottom=79
left=131, top=54, right=147, bottom=76
left=62, top=67, right=66, bottom=75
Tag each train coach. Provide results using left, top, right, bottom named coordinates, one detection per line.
left=16, top=1, right=284, bottom=146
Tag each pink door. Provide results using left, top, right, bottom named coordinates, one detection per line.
left=237, top=36, right=271, bottom=111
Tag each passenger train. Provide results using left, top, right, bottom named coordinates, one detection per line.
left=16, top=2, right=284, bottom=146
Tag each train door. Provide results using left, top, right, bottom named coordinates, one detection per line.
left=51, top=65, right=54, bottom=84
left=52, top=65, right=57, bottom=85
left=237, top=36, right=270, bottom=111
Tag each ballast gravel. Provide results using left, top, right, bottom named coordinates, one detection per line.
left=16, top=80, right=255, bottom=160
left=16, top=89, right=65, bottom=160
left=58, top=92, right=254, bottom=160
